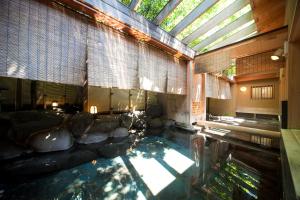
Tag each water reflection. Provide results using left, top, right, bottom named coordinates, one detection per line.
left=1, top=135, right=280, bottom=200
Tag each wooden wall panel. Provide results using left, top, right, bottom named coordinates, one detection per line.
left=236, top=51, right=284, bottom=76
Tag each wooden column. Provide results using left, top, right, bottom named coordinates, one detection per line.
left=15, top=78, right=22, bottom=111
left=287, top=0, right=300, bottom=129
left=187, top=60, right=194, bottom=124
left=30, top=80, right=37, bottom=109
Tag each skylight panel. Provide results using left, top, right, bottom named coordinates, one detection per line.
left=160, top=0, right=204, bottom=32
left=136, top=0, right=170, bottom=21
left=177, top=0, right=235, bottom=40
left=189, top=4, right=251, bottom=48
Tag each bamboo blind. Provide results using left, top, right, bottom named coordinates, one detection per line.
left=194, top=49, right=231, bottom=73
left=0, top=0, right=187, bottom=95
left=236, top=51, right=283, bottom=76
left=205, top=73, right=231, bottom=99
left=167, top=58, right=187, bottom=95
left=0, top=0, right=87, bottom=85
left=87, top=24, right=139, bottom=89
left=138, top=42, right=168, bottom=93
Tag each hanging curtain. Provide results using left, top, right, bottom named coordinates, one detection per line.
left=0, top=0, right=87, bottom=86
left=205, top=73, right=231, bottom=99
left=87, top=23, right=139, bottom=89
left=138, top=43, right=168, bottom=93
left=167, top=57, right=187, bottom=95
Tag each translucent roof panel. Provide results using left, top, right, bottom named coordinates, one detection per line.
left=119, top=0, right=132, bottom=6
left=136, top=0, right=170, bottom=21
left=160, top=0, right=204, bottom=32
left=177, top=0, right=235, bottom=41
left=189, top=4, right=252, bottom=48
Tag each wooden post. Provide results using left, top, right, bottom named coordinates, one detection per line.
left=15, top=78, right=22, bottom=111
left=129, top=89, right=132, bottom=111
left=144, top=90, right=148, bottom=111
left=109, top=88, right=113, bottom=114
left=30, top=80, right=37, bottom=109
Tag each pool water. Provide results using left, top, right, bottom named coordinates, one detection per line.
left=0, top=136, right=280, bottom=200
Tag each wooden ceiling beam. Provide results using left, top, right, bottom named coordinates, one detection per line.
left=182, top=0, right=249, bottom=44
left=208, top=23, right=256, bottom=51
left=193, top=11, right=253, bottom=51
left=128, top=0, right=142, bottom=11
left=49, top=0, right=195, bottom=59
left=153, top=0, right=182, bottom=25
left=195, top=26, right=287, bottom=58
left=235, top=72, right=279, bottom=82
left=169, top=0, right=219, bottom=36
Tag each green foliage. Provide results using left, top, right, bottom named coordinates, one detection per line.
left=119, top=0, right=131, bottom=6
left=223, top=65, right=236, bottom=77
left=160, top=0, right=204, bottom=32
left=136, top=0, right=169, bottom=21
left=177, top=0, right=235, bottom=41
left=189, top=4, right=252, bottom=51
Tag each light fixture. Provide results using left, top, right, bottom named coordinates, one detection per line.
left=52, top=101, right=58, bottom=107
left=271, top=48, right=283, bottom=61
left=271, top=55, right=280, bottom=60
left=240, top=86, right=247, bottom=92
left=90, top=106, right=97, bottom=114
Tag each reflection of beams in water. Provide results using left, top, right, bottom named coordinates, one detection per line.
left=128, top=146, right=194, bottom=196
left=129, top=156, right=176, bottom=196
left=163, top=148, right=194, bottom=174
left=199, top=131, right=279, bottom=157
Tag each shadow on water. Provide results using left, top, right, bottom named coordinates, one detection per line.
left=0, top=136, right=281, bottom=200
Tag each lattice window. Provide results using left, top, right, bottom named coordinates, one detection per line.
left=251, top=85, right=274, bottom=99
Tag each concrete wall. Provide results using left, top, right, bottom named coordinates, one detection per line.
left=236, top=78, right=279, bottom=115
left=208, top=84, right=237, bottom=116
left=0, top=77, right=83, bottom=111
left=158, top=94, right=190, bottom=123
left=208, top=78, right=280, bottom=116
left=87, top=86, right=158, bottom=113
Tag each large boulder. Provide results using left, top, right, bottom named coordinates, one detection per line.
left=119, top=113, right=134, bottom=129
left=146, top=104, right=162, bottom=118
left=76, top=132, right=108, bottom=144
left=98, top=139, right=131, bottom=158
left=28, top=128, right=73, bottom=153
left=148, top=118, right=163, bottom=129
left=69, top=112, right=94, bottom=137
left=0, top=114, right=11, bottom=139
left=163, top=119, right=176, bottom=128
left=110, top=127, right=129, bottom=138
left=9, top=111, right=63, bottom=144
left=90, top=115, right=120, bottom=133
left=0, top=149, right=97, bottom=178
left=0, top=140, right=31, bottom=160
left=132, top=111, right=147, bottom=130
